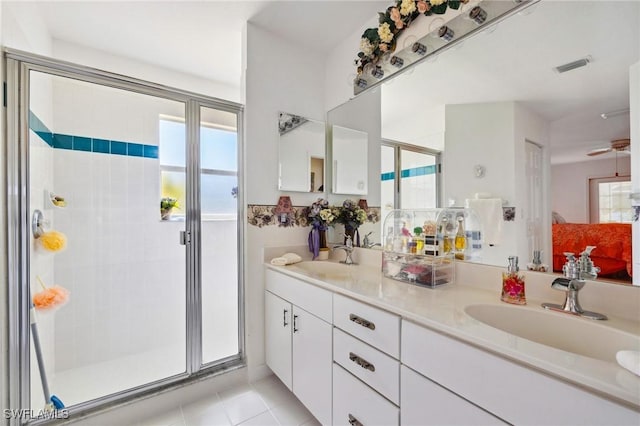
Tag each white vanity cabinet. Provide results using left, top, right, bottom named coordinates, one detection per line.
left=402, top=320, right=639, bottom=426
left=265, top=265, right=639, bottom=426
left=265, top=270, right=332, bottom=425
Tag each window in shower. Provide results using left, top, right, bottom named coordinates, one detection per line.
left=159, top=117, right=238, bottom=219
left=7, top=54, right=244, bottom=418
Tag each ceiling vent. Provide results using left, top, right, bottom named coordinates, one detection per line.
left=554, top=56, right=592, bottom=73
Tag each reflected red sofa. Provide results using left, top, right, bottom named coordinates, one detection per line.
left=552, top=223, right=632, bottom=277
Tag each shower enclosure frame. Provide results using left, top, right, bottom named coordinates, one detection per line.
left=4, top=48, right=246, bottom=424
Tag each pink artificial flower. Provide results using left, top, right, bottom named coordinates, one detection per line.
left=390, top=7, right=401, bottom=22
left=380, top=43, right=389, bottom=52
left=390, top=7, right=404, bottom=29
left=417, top=0, right=429, bottom=13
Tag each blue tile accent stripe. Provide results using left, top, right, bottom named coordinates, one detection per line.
left=28, top=111, right=158, bottom=159
left=381, top=171, right=395, bottom=181
left=381, top=165, right=437, bottom=181
left=29, top=111, right=54, bottom=147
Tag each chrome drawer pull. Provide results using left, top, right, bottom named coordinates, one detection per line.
left=283, top=309, right=288, bottom=327
left=349, top=314, right=375, bottom=330
left=293, top=314, right=299, bottom=333
left=348, top=414, right=363, bottom=426
left=349, top=352, right=375, bottom=372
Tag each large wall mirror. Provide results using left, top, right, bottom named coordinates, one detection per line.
left=331, top=1, right=638, bottom=287
left=278, top=112, right=326, bottom=192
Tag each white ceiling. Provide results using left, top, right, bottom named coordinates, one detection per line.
left=20, top=0, right=389, bottom=89
left=7, top=0, right=638, bottom=164
left=381, top=0, right=639, bottom=164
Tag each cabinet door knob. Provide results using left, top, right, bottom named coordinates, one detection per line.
left=348, top=414, right=363, bottom=426
left=283, top=309, right=288, bottom=327
left=349, top=314, right=375, bottom=330
left=349, top=352, right=375, bottom=372
left=293, top=314, right=299, bottom=333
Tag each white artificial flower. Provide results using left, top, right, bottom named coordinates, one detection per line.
left=400, top=0, right=417, bottom=16
left=319, top=209, right=335, bottom=224
left=378, top=22, right=394, bottom=43
left=430, top=0, right=445, bottom=6
left=360, top=38, right=375, bottom=56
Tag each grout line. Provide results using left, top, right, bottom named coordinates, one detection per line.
left=177, top=405, right=187, bottom=426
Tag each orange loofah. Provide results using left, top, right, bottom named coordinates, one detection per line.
left=33, top=285, right=69, bottom=310
left=39, top=230, right=67, bottom=252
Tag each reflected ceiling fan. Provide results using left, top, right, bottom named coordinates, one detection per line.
left=587, top=138, right=631, bottom=156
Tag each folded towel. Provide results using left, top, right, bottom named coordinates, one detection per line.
left=270, top=253, right=302, bottom=266
left=466, top=198, right=503, bottom=246
left=616, top=350, right=640, bottom=376
left=270, top=257, right=288, bottom=266
left=281, top=253, right=302, bottom=264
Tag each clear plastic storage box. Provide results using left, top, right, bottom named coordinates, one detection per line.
left=381, top=208, right=482, bottom=288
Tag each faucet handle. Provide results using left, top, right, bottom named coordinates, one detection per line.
left=579, top=246, right=600, bottom=279
left=562, top=253, right=579, bottom=279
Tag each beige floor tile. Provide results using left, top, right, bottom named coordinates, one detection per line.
left=270, top=400, right=313, bottom=426
left=238, top=411, right=280, bottom=426
left=222, top=392, right=269, bottom=425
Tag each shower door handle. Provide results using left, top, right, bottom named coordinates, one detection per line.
left=180, top=231, right=191, bottom=245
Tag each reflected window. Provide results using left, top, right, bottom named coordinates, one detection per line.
left=159, top=117, right=238, bottom=217
left=590, top=178, right=633, bottom=223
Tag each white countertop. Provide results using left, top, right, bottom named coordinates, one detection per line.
left=265, top=259, right=640, bottom=410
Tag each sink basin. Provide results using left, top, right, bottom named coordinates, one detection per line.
left=465, top=304, right=640, bottom=362
left=288, top=261, right=355, bottom=280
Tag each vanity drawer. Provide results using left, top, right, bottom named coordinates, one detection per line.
left=333, top=293, right=400, bottom=358
left=401, top=320, right=639, bottom=425
left=333, top=328, right=400, bottom=405
left=401, top=366, right=506, bottom=425
left=333, top=363, right=399, bottom=426
left=265, top=269, right=332, bottom=322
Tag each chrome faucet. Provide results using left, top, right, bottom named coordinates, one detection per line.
left=334, top=235, right=357, bottom=265
left=542, top=247, right=607, bottom=320
left=362, top=232, right=382, bottom=249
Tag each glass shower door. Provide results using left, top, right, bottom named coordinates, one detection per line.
left=28, top=70, right=187, bottom=409
left=199, top=105, right=240, bottom=365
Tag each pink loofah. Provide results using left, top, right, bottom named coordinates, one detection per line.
left=33, top=285, right=69, bottom=310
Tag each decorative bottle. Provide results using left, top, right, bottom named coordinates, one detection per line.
left=501, top=256, right=526, bottom=305
left=440, top=216, right=452, bottom=254
left=413, top=227, right=425, bottom=252
left=454, top=215, right=467, bottom=260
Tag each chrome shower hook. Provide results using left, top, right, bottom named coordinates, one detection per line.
left=32, top=209, right=49, bottom=239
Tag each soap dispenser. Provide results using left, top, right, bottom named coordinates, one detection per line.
left=501, top=256, right=526, bottom=305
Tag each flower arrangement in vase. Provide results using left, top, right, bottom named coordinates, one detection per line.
left=160, top=197, right=180, bottom=220
left=333, top=199, right=367, bottom=247
left=306, top=198, right=336, bottom=260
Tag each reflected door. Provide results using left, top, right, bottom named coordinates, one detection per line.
left=400, top=150, right=438, bottom=209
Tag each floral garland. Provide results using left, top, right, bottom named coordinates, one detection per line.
left=356, top=0, right=468, bottom=74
